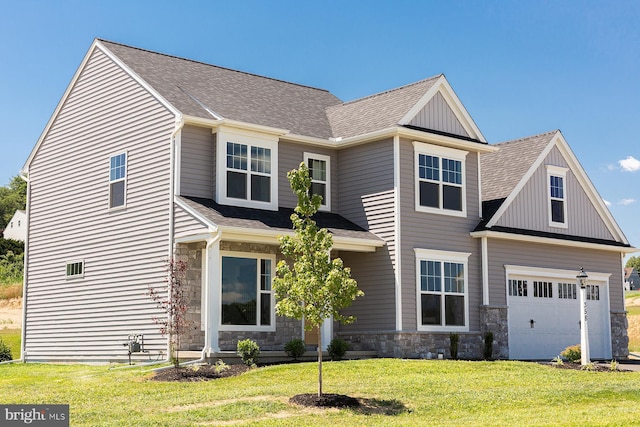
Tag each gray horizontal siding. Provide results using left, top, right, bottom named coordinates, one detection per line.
left=174, top=204, right=209, bottom=238
left=399, top=138, right=482, bottom=331
left=337, top=139, right=397, bottom=330
left=495, top=146, right=615, bottom=240
left=278, top=141, right=338, bottom=211
left=25, top=46, right=176, bottom=362
left=180, top=124, right=214, bottom=198
left=486, top=238, right=624, bottom=311
left=409, top=92, right=469, bottom=138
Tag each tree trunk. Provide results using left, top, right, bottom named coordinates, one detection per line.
left=317, top=325, right=323, bottom=397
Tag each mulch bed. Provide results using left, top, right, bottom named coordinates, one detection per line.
left=543, top=362, right=627, bottom=372
left=150, top=364, right=250, bottom=382
left=289, top=393, right=360, bottom=408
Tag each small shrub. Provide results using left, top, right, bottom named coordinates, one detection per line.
left=609, top=359, right=619, bottom=371
left=327, top=338, right=348, bottom=361
left=449, top=333, right=459, bottom=360
left=237, top=339, right=260, bottom=367
left=581, top=362, right=596, bottom=371
left=284, top=338, right=306, bottom=360
left=560, top=344, right=581, bottom=363
left=483, top=331, right=494, bottom=360
left=551, top=355, right=564, bottom=366
left=0, top=337, right=12, bottom=362
left=214, top=359, right=229, bottom=374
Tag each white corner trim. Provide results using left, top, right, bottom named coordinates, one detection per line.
left=393, top=135, right=403, bottom=331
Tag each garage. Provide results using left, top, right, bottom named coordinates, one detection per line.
left=506, top=266, right=611, bottom=360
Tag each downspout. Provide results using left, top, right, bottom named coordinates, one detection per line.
left=18, top=170, right=29, bottom=363
left=181, top=229, right=221, bottom=366
left=166, top=115, right=184, bottom=362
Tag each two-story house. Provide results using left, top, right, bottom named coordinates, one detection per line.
left=20, top=39, right=634, bottom=363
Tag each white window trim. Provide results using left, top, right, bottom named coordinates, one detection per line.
left=65, top=260, right=85, bottom=280
left=219, top=250, right=276, bottom=332
left=546, top=165, right=568, bottom=229
left=303, top=152, right=331, bottom=211
left=413, top=141, right=467, bottom=217
left=108, top=151, right=127, bottom=210
left=216, top=128, right=279, bottom=211
left=414, top=248, right=471, bottom=332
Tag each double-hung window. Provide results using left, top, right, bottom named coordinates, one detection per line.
left=217, top=128, right=278, bottom=210
left=415, top=248, right=470, bottom=331
left=109, top=153, right=126, bottom=208
left=220, top=252, right=275, bottom=331
left=304, top=152, right=330, bottom=211
left=547, top=165, right=568, bottom=228
left=414, top=142, right=467, bottom=216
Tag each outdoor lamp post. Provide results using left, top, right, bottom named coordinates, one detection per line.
left=577, top=267, right=590, bottom=366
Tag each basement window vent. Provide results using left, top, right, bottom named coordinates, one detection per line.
left=66, top=261, right=84, bottom=279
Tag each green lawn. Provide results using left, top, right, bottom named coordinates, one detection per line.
left=1, top=359, right=639, bottom=426
left=625, top=290, right=640, bottom=299
left=0, top=328, right=20, bottom=359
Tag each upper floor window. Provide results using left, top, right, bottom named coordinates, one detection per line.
left=109, top=153, right=126, bottom=208
left=216, top=128, right=278, bottom=211
left=304, top=152, right=330, bottom=211
left=220, top=252, right=275, bottom=331
left=547, top=165, right=568, bottom=228
left=415, top=248, right=470, bottom=332
left=414, top=142, right=467, bottom=217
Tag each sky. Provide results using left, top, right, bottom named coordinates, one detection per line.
left=1, top=0, right=639, bottom=252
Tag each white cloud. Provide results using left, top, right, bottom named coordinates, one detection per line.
left=603, top=199, right=612, bottom=206
left=619, top=156, right=640, bottom=172
left=619, top=198, right=636, bottom=206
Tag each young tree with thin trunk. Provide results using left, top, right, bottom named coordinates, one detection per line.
left=273, top=162, right=363, bottom=397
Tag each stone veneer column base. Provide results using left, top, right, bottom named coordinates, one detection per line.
left=610, top=311, right=629, bottom=359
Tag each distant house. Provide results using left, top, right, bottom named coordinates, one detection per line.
left=3, top=210, right=26, bottom=241
left=624, top=268, right=639, bottom=291
left=20, top=39, right=636, bottom=363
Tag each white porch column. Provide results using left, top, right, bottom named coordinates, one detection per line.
left=481, top=237, right=489, bottom=305
left=205, top=234, right=221, bottom=354
left=321, top=317, right=333, bottom=351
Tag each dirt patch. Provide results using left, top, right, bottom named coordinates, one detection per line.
left=290, top=393, right=360, bottom=408
left=150, top=363, right=250, bottom=382
left=0, top=297, right=22, bottom=330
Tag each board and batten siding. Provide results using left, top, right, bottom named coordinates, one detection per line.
left=485, top=239, right=624, bottom=311
left=494, top=146, right=615, bottom=240
left=337, top=139, right=397, bottom=331
left=179, top=125, right=215, bottom=199
left=408, top=92, right=470, bottom=138
left=398, top=138, right=482, bottom=331
left=278, top=141, right=338, bottom=211
left=25, top=47, right=176, bottom=362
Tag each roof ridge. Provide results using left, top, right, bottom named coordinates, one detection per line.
left=335, top=74, right=442, bottom=107
left=97, top=38, right=334, bottom=95
left=493, top=130, right=558, bottom=146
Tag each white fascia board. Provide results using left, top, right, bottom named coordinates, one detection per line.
left=486, top=133, right=558, bottom=228
left=220, top=226, right=383, bottom=253
left=174, top=197, right=218, bottom=232
left=470, top=229, right=637, bottom=254
left=552, top=132, right=630, bottom=245
left=398, top=75, right=487, bottom=143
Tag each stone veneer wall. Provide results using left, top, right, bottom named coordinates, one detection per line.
left=611, top=311, right=629, bottom=359
left=337, top=331, right=485, bottom=359
left=175, top=242, right=206, bottom=350
left=176, top=241, right=302, bottom=352
left=479, top=305, right=509, bottom=359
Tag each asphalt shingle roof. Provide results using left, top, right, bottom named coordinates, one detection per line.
left=100, top=40, right=342, bottom=138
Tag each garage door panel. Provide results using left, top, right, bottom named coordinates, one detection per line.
left=507, top=276, right=610, bottom=360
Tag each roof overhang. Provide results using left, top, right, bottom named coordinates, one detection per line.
left=471, top=229, right=637, bottom=254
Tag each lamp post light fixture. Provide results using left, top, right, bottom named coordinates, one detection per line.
left=577, top=267, right=590, bottom=366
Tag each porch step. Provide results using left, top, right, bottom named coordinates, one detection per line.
left=177, top=350, right=377, bottom=364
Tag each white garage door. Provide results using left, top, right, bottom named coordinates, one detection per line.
left=507, top=270, right=611, bottom=360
